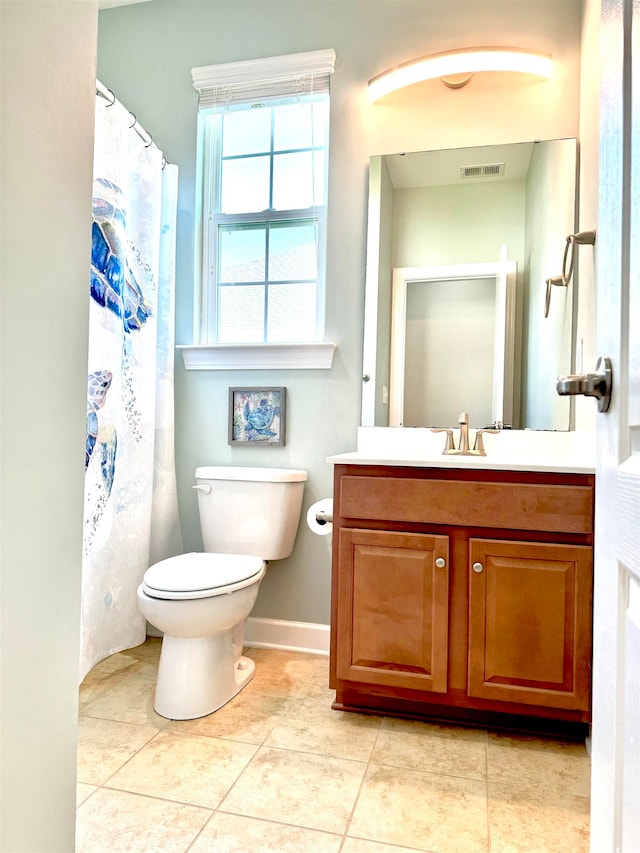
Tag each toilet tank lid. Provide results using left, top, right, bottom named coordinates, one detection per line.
left=195, top=466, right=307, bottom=483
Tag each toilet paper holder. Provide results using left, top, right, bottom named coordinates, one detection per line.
left=316, top=510, right=333, bottom=526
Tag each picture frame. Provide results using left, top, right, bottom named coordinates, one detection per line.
left=228, top=387, right=286, bottom=447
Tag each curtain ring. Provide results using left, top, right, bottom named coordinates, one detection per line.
left=105, top=88, right=116, bottom=106
left=128, top=112, right=137, bottom=128
left=144, top=133, right=153, bottom=148
left=161, top=155, right=167, bottom=170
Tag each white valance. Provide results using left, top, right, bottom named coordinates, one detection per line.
left=192, top=48, right=336, bottom=110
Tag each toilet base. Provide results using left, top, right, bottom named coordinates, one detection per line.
left=154, top=633, right=256, bottom=720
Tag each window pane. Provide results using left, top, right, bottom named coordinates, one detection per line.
left=222, top=108, right=271, bottom=157
left=218, top=284, right=265, bottom=342
left=221, top=156, right=270, bottom=213
left=313, top=151, right=326, bottom=207
left=267, top=282, right=317, bottom=342
left=269, top=222, right=317, bottom=281
left=273, top=152, right=317, bottom=210
left=274, top=102, right=313, bottom=150
left=219, top=225, right=265, bottom=282
left=312, top=99, right=329, bottom=146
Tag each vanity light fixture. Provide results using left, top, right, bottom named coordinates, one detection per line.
left=368, top=47, right=553, bottom=102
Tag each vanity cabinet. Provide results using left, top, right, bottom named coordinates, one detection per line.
left=330, top=464, right=595, bottom=734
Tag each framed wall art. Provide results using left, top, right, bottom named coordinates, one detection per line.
left=228, top=387, right=286, bottom=447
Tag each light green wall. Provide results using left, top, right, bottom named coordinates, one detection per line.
left=97, top=0, right=583, bottom=625
left=522, top=139, right=577, bottom=429
left=392, top=181, right=526, bottom=268
left=1, top=1, right=97, bottom=848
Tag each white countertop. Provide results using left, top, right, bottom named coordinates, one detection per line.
left=326, top=428, right=596, bottom=475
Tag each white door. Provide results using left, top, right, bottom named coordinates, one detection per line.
left=590, top=0, right=640, bottom=850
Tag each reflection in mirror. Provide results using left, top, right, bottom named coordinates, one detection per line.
left=361, top=139, right=578, bottom=431
left=390, top=256, right=516, bottom=427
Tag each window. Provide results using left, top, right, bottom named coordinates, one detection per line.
left=191, top=50, right=335, bottom=359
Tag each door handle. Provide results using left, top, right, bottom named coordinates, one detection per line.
left=556, top=356, right=612, bottom=412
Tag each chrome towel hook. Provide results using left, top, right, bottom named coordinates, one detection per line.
left=561, top=229, right=597, bottom=286
left=544, top=275, right=566, bottom=319
left=544, top=229, right=596, bottom=318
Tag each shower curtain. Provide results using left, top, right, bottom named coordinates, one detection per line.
left=80, top=89, right=182, bottom=681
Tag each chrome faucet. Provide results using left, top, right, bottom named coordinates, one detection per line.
left=431, top=412, right=500, bottom=456
left=457, top=411, right=470, bottom=453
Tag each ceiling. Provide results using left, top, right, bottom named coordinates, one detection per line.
left=384, top=141, right=536, bottom=189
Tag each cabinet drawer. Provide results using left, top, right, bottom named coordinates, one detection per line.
left=338, top=475, right=593, bottom=534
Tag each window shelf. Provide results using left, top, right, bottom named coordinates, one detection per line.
left=177, top=342, right=337, bottom=371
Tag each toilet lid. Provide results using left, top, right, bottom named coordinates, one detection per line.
left=142, top=552, right=265, bottom=599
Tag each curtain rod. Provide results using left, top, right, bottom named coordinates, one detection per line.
left=96, top=80, right=168, bottom=167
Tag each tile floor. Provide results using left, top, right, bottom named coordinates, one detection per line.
left=77, top=640, right=591, bottom=853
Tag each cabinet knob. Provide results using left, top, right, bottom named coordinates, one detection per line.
left=435, top=557, right=446, bottom=569
left=472, top=562, right=484, bottom=573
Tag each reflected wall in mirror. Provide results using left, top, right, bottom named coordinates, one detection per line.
left=361, top=139, right=578, bottom=431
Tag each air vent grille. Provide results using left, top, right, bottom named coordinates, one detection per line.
left=460, top=162, right=506, bottom=179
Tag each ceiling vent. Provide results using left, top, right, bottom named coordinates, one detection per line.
left=460, top=162, right=506, bottom=179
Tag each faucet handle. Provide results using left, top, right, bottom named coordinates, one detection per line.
left=473, top=428, right=500, bottom=455
left=430, top=427, right=455, bottom=454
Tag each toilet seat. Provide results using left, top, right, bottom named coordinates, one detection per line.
left=142, top=552, right=265, bottom=601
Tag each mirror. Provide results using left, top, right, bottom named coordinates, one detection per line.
left=361, top=139, right=578, bottom=430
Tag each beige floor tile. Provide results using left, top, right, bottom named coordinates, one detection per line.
left=85, top=651, right=138, bottom=677
left=76, top=783, right=97, bottom=807
left=294, top=657, right=336, bottom=702
left=77, top=716, right=160, bottom=786
left=342, top=839, right=431, bottom=853
left=80, top=669, right=166, bottom=726
left=107, top=729, right=257, bottom=808
left=189, top=812, right=342, bottom=853
left=126, top=637, right=162, bottom=658
left=77, top=645, right=591, bottom=853
left=246, top=648, right=323, bottom=665
left=373, top=718, right=487, bottom=780
left=76, top=787, right=210, bottom=853
left=166, top=690, right=292, bottom=745
left=264, top=698, right=381, bottom=761
left=487, top=732, right=591, bottom=797
left=79, top=661, right=135, bottom=707
left=80, top=658, right=160, bottom=708
left=119, top=653, right=161, bottom=680
left=348, top=763, right=489, bottom=853
left=220, top=745, right=367, bottom=834
left=488, top=781, right=590, bottom=853
left=244, top=649, right=320, bottom=697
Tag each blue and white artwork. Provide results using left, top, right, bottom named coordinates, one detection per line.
left=230, top=387, right=286, bottom=446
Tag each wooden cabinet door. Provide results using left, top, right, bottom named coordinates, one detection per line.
left=468, top=539, right=593, bottom=710
left=336, top=528, right=449, bottom=693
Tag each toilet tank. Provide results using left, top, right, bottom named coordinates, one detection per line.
left=194, top=466, right=307, bottom=560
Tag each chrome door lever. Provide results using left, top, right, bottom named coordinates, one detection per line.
left=556, top=356, right=612, bottom=412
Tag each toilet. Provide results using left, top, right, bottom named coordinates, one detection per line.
left=137, top=466, right=307, bottom=720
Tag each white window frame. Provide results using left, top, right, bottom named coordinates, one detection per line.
left=180, top=49, right=337, bottom=371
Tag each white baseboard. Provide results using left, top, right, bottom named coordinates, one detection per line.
left=145, top=617, right=330, bottom=656
left=244, top=617, right=330, bottom=656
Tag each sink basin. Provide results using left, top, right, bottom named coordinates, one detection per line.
left=326, top=427, right=595, bottom=474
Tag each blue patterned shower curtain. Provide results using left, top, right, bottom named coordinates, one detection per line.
left=80, top=90, right=182, bottom=681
